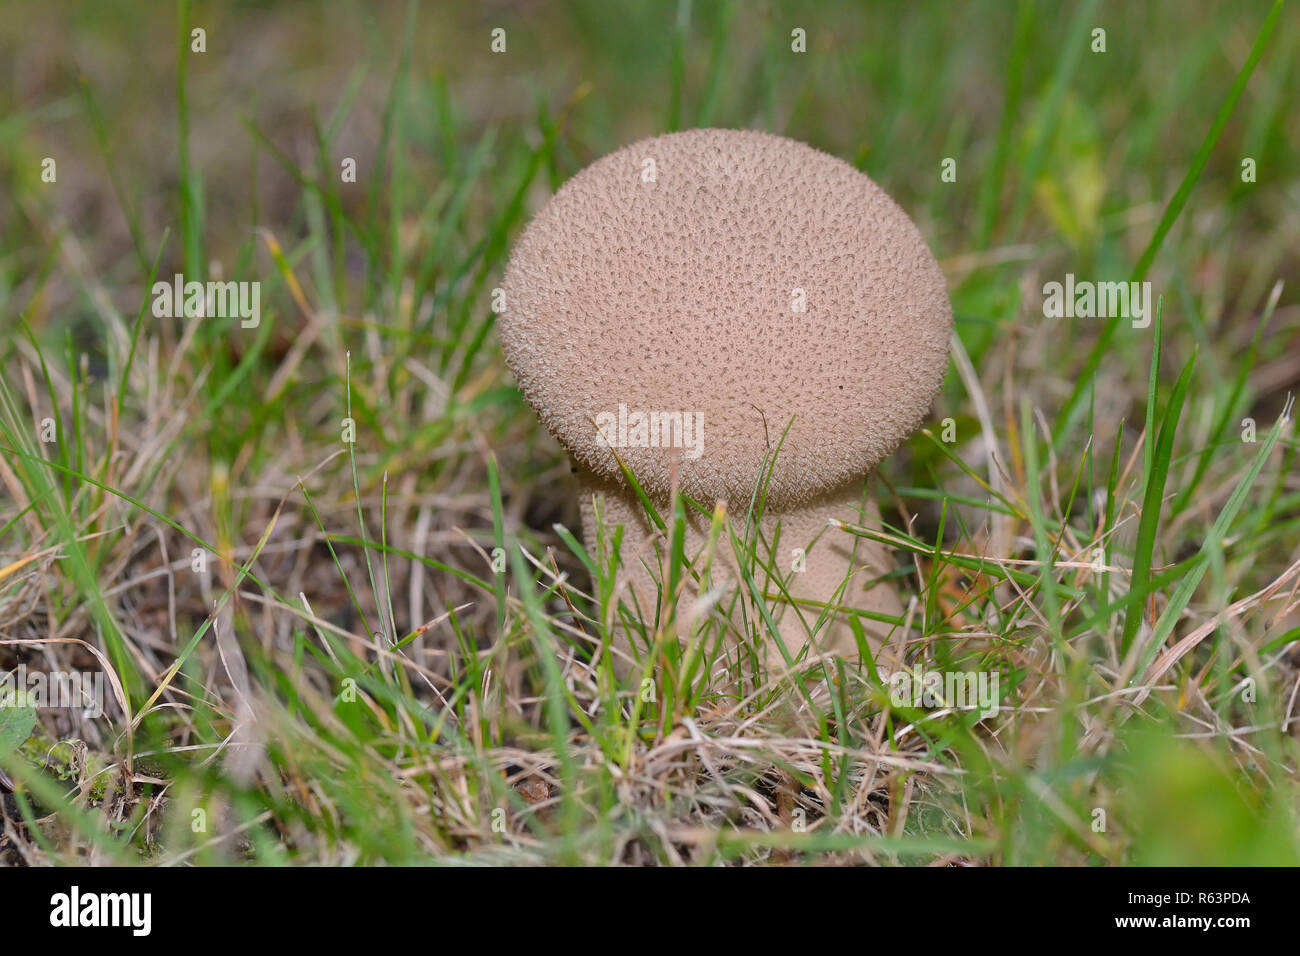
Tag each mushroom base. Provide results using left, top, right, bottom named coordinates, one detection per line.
left=576, top=470, right=905, bottom=680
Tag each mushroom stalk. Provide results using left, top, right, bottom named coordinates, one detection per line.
left=577, top=470, right=904, bottom=673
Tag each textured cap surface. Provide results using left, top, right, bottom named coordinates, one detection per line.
left=500, top=128, right=951, bottom=508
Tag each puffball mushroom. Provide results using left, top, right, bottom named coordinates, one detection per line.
left=499, top=128, right=951, bottom=670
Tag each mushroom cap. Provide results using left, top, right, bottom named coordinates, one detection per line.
left=500, top=128, right=952, bottom=509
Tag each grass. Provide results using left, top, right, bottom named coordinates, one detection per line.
left=0, top=0, right=1298, bottom=865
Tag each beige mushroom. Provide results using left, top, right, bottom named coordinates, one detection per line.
left=500, top=128, right=951, bottom=672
